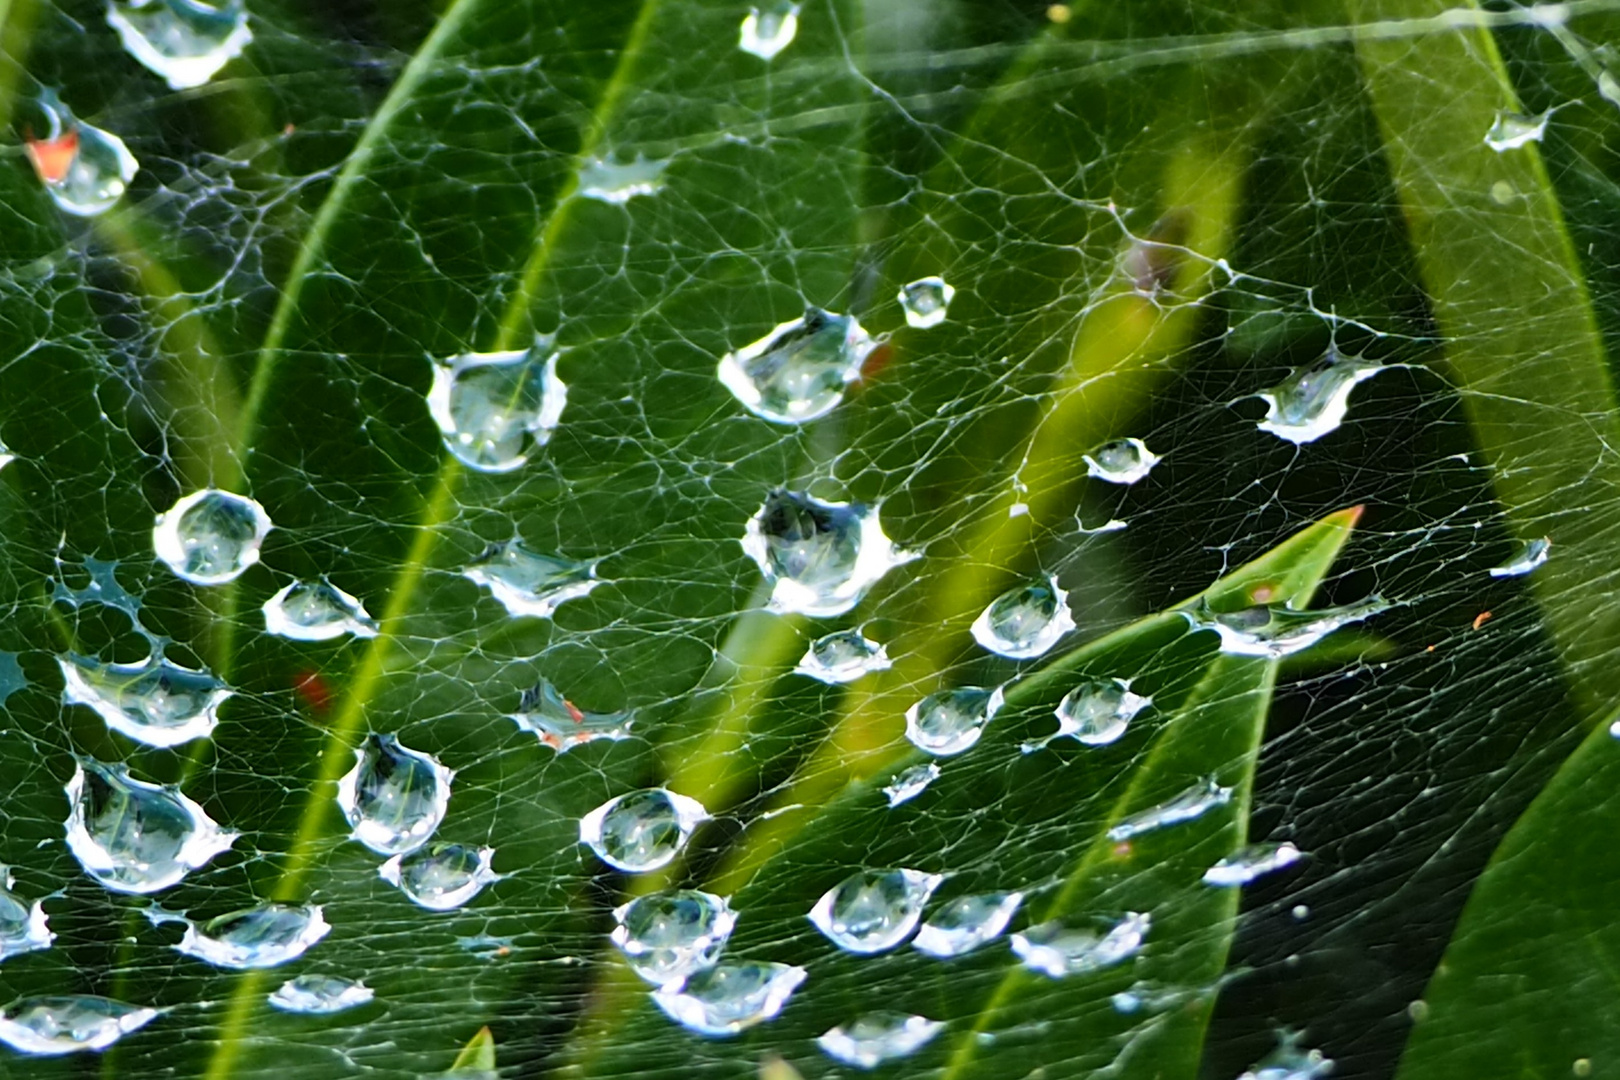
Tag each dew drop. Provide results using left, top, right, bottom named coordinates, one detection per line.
left=174, top=903, right=329, bottom=970
left=1202, top=841, right=1303, bottom=887
left=652, top=961, right=806, bottom=1037
left=59, top=653, right=230, bottom=748
left=611, top=890, right=736, bottom=986
left=718, top=309, right=874, bottom=424
left=462, top=540, right=599, bottom=619
left=0, top=996, right=158, bottom=1055
left=738, top=2, right=800, bottom=60
left=1181, top=596, right=1386, bottom=659
left=65, top=760, right=236, bottom=894
left=268, top=975, right=374, bottom=1015
left=508, top=678, right=633, bottom=751
left=794, top=629, right=891, bottom=684
left=427, top=346, right=566, bottom=473
left=742, top=490, right=914, bottom=617
left=904, top=686, right=1004, bottom=757
left=24, top=92, right=139, bottom=217
left=897, top=276, right=955, bottom=329
left=808, top=868, right=943, bottom=954
left=1484, top=108, right=1550, bottom=151
left=262, top=580, right=377, bottom=641
left=1010, top=912, right=1150, bottom=978
left=1084, top=438, right=1160, bottom=485
left=1107, top=777, right=1232, bottom=842
left=818, top=1012, right=944, bottom=1069
left=1240, top=1034, right=1334, bottom=1080
left=0, top=868, right=53, bottom=962
left=1255, top=347, right=1384, bottom=444
left=579, top=788, right=710, bottom=873
left=912, top=891, right=1023, bottom=958
left=577, top=154, right=668, bottom=204
left=882, top=762, right=940, bottom=807
left=336, top=734, right=454, bottom=856
left=1022, top=677, right=1150, bottom=753
left=1489, top=536, right=1550, bottom=578
left=379, top=843, right=498, bottom=911
left=971, top=576, right=1073, bottom=660
left=152, top=489, right=272, bottom=586
left=105, top=0, right=251, bottom=89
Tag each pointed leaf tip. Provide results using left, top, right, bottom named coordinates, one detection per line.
left=449, top=1026, right=496, bottom=1072
left=760, top=1055, right=804, bottom=1080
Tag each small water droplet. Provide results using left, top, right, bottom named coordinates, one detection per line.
left=1107, top=777, right=1232, bottom=842
left=0, top=996, right=158, bottom=1055
left=105, top=0, right=251, bottom=89
left=738, top=2, right=800, bottom=60
left=905, top=687, right=1004, bottom=757
left=1202, top=841, right=1303, bottom=887
left=1181, top=596, right=1386, bottom=659
left=268, top=975, right=374, bottom=1015
left=882, top=762, right=940, bottom=807
left=580, top=788, right=710, bottom=873
left=462, top=540, right=599, bottom=618
left=897, top=277, right=955, bottom=329
left=262, top=580, right=377, bottom=641
left=1084, top=438, right=1160, bottom=485
left=808, top=868, right=943, bottom=954
left=1022, top=678, right=1150, bottom=752
left=818, top=1012, right=944, bottom=1068
left=427, top=346, right=567, bottom=473
left=0, top=868, right=52, bottom=962
left=577, top=154, right=668, bottom=203
left=152, top=489, right=272, bottom=586
left=336, top=734, right=454, bottom=856
left=1291, top=904, right=1310, bottom=920
left=1255, top=347, right=1384, bottom=444
left=1239, top=1034, right=1334, bottom=1080
left=508, top=678, right=633, bottom=751
left=24, top=91, right=139, bottom=217
left=718, top=309, right=874, bottom=425
left=794, top=629, right=891, bottom=684
left=1010, top=912, right=1150, bottom=978
left=971, top=576, right=1074, bottom=660
left=611, top=889, right=736, bottom=986
left=174, top=903, right=329, bottom=969
left=1489, top=536, right=1550, bottom=578
left=379, top=843, right=497, bottom=911
left=912, top=891, right=1023, bottom=958
left=1484, top=108, right=1550, bottom=151
left=652, top=961, right=806, bottom=1036
left=742, top=490, right=915, bottom=617
left=58, top=653, right=230, bottom=748
left=65, top=760, right=236, bottom=894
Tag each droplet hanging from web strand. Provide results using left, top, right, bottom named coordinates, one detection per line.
left=1202, top=841, right=1303, bottom=887
left=1107, top=777, right=1232, bottom=842
left=1181, top=596, right=1387, bottom=658
left=971, top=575, right=1074, bottom=660
left=742, top=490, right=915, bottom=617
left=818, top=1012, right=944, bottom=1069
left=577, top=154, right=668, bottom=204
left=718, top=309, right=874, bottom=424
left=268, top=975, right=373, bottom=1015
left=152, top=488, right=272, bottom=586
left=379, top=844, right=498, bottom=911
left=580, top=789, right=710, bottom=873
left=1488, top=536, right=1550, bottom=578
left=1022, top=677, right=1150, bottom=753
left=0, top=868, right=53, bottom=962
left=897, top=276, right=955, bottom=329
left=64, top=760, right=237, bottom=894
left=794, top=629, right=890, bottom=684
left=262, top=580, right=377, bottom=641
left=652, top=961, right=806, bottom=1037
left=24, top=90, right=139, bottom=218
left=172, top=903, right=329, bottom=969
left=1084, top=437, right=1160, bottom=485
left=611, top=890, right=736, bottom=986
left=427, top=346, right=567, bottom=473
left=105, top=0, right=251, bottom=89
left=462, top=540, right=599, bottom=619
left=738, top=2, right=800, bottom=60
left=808, top=868, right=943, bottom=954
left=912, top=891, right=1023, bottom=959
left=336, top=734, right=453, bottom=856
left=58, top=653, right=231, bottom=748
left=883, top=762, right=940, bottom=807
left=507, top=678, right=633, bottom=751
left=1011, top=912, right=1150, bottom=978
left=905, top=686, right=1004, bottom=757
left=0, top=997, right=159, bottom=1056
left=1239, top=1034, right=1334, bottom=1080
left=1254, top=347, right=1385, bottom=444
left=1483, top=108, right=1550, bottom=152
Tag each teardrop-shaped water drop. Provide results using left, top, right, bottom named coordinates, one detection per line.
left=897, top=276, right=955, bottom=329
left=65, top=760, right=237, bottom=894
left=1022, top=677, right=1150, bottom=753
left=883, top=762, right=940, bottom=807
left=808, top=868, right=943, bottom=954
left=427, top=347, right=567, bottom=473
left=912, top=891, right=1023, bottom=958
left=1010, top=912, right=1150, bottom=978
left=611, top=890, right=736, bottom=986
left=59, top=653, right=230, bottom=748
left=25, top=91, right=139, bottom=217
left=793, top=629, right=891, bottom=684
left=970, top=576, right=1074, bottom=660
left=742, top=490, right=914, bottom=617
left=718, top=309, right=874, bottom=424
left=262, top=580, right=377, bottom=641
left=1181, top=596, right=1386, bottom=659
left=818, top=1012, right=944, bottom=1069
left=1083, top=437, right=1160, bottom=485
left=1240, top=1034, right=1335, bottom=1080
left=738, top=2, right=800, bottom=61
left=0, top=996, right=158, bottom=1055
left=508, top=678, right=633, bottom=751
left=1255, top=348, right=1384, bottom=444
left=268, top=975, right=374, bottom=1015
left=1484, top=108, right=1549, bottom=151
left=652, top=961, right=806, bottom=1037
left=336, top=734, right=454, bottom=856
left=461, top=540, right=599, bottom=619
left=1489, top=536, right=1550, bottom=578
left=578, top=154, right=668, bottom=204
left=904, top=686, right=1004, bottom=757
left=1107, top=777, right=1232, bottom=842
left=106, top=0, right=251, bottom=89
left=379, top=843, right=497, bottom=911
left=152, top=488, right=272, bottom=586
left=1202, top=841, right=1303, bottom=887
left=580, top=788, right=710, bottom=873
left=174, top=903, right=329, bottom=969
left=0, top=869, right=53, bottom=962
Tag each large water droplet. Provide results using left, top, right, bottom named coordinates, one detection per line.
left=738, top=2, right=800, bottom=60
left=652, top=961, right=806, bottom=1037
left=794, top=629, right=890, bottom=684
left=0, top=868, right=53, bottom=962
left=912, top=891, right=1023, bottom=958
left=1181, top=596, right=1386, bottom=659
left=970, top=576, right=1074, bottom=660
left=262, top=580, right=377, bottom=641
left=742, top=490, right=914, bottom=617
left=578, top=154, right=668, bottom=204
left=905, top=687, right=1004, bottom=757
left=1489, top=536, right=1550, bottom=578
left=1107, top=777, right=1233, bottom=842
left=1202, top=841, right=1303, bottom=887
left=105, top=0, right=251, bottom=89
left=898, top=277, right=955, bottom=329
left=152, top=489, right=272, bottom=586
left=580, top=788, right=710, bottom=873
left=818, top=1012, right=944, bottom=1069
left=174, top=903, right=329, bottom=969
left=718, top=309, right=874, bottom=424
left=336, top=734, right=454, bottom=856
left=808, top=868, right=943, bottom=954
left=883, top=762, right=940, bottom=807
left=508, top=678, right=633, bottom=751
left=1255, top=348, right=1384, bottom=444
left=58, top=653, right=230, bottom=748
left=611, top=890, right=736, bottom=986
left=427, top=347, right=566, bottom=473
left=1484, top=108, right=1550, bottom=151
left=461, top=540, right=599, bottom=619
left=0, top=996, right=158, bottom=1055
left=379, top=843, right=497, bottom=911
left=268, top=975, right=374, bottom=1015
left=25, top=91, right=139, bottom=217
left=1084, top=438, right=1160, bottom=485
left=65, top=760, right=236, bottom=894
left=1011, top=912, right=1150, bottom=978
left=1240, top=1034, right=1334, bottom=1080
left=1022, top=677, right=1150, bottom=753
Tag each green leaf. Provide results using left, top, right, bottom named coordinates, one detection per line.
left=449, top=1026, right=497, bottom=1073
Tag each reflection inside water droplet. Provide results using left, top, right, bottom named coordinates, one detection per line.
left=1202, top=841, right=1303, bottom=887
left=818, top=1012, right=944, bottom=1069
left=580, top=789, right=710, bottom=873
left=577, top=154, right=668, bottom=203
left=65, top=760, right=236, bottom=894
left=1489, top=536, right=1550, bottom=578
left=794, top=629, right=890, bottom=684
left=262, top=580, right=377, bottom=641
left=1107, top=777, right=1232, bottom=842
left=808, top=869, right=942, bottom=954
left=1484, top=108, right=1550, bottom=152
left=611, top=890, right=736, bottom=986
left=1084, top=438, right=1160, bottom=485
left=1011, top=912, right=1149, bottom=978
left=897, top=276, right=954, bottom=329
left=883, top=762, right=940, bottom=807
left=718, top=309, right=873, bottom=424
left=0, top=868, right=53, bottom=962
left=268, top=975, right=373, bottom=1015
left=174, top=903, right=329, bottom=969
left=971, top=576, right=1073, bottom=660
left=427, top=347, right=567, bottom=473
left=1181, top=596, right=1386, bottom=659
left=652, top=961, right=806, bottom=1037
left=1022, top=677, right=1150, bottom=753
left=462, top=540, right=599, bottom=618
left=508, top=678, right=633, bottom=751
left=152, top=488, right=272, bottom=586
left=905, top=687, right=1004, bottom=757
left=379, top=844, right=497, bottom=911
left=912, top=891, right=1023, bottom=958
left=59, top=653, right=230, bottom=748
left=105, top=0, right=251, bottom=89
left=1255, top=347, right=1384, bottom=444
left=738, top=2, right=800, bottom=60
left=0, top=996, right=158, bottom=1056
left=336, top=734, right=453, bottom=856
left=742, top=490, right=914, bottom=617
left=24, top=91, right=139, bottom=217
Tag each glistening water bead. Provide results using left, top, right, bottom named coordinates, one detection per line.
left=261, top=580, right=378, bottom=641
left=268, top=975, right=373, bottom=1015
left=1022, top=677, right=1151, bottom=752
left=818, top=1012, right=944, bottom=1069
left=970, top=576, right=1074, bottom=660
left=173, top=903, right=329, bottom=969
left=1181, top=596, right=1387, bottom=659
left=793, top=629, right=891, bottom=684
left=379, top=844, right=498, bottom=911
left=0, top=997, right=158, bottom=1056
left=579, top=789, right=710, bottom=873
left=1254, top=347, right=1385, bottom=444
left=897, top=276, right=955, bottom=329
left=883, top=762, right=940, bottom=807
left=152, top=488, right=272, bottom=586
left=1489, top=536, right=1550, bottom=578
left=577, top=154, right=668, bottom=203
left=611, top=890, right=737, bottom=986
left=717, top=308, right=874, bottom=424
left=336, top=734, right=454, bottom=856
left=1107, top=777, right=1232, bottom=842
left=912, top=891, right=1024, bottom=959
left=808, top=869, right=943, bottom=954
left=1011, top=912, right=1150, bottom=978
left=24, top=92, right=140, bottom=218
left=0, top=869, right=53, bottom=963
left=426, top=346, right=567, bottom=473
left=507, top=678, right=633, bottom=751
left=1484, top=108, right=1550, bottom=152
left=652, top=962, right=806, bottom=1037
left=905, top=686, right=1005, bottom=757
left=105, top=0, right=251, bottom=89
left=1203, top=841, right=1304, bottom=887
left=461, top=540, right=599, bottom=619
left=64, top=760, right=237, bottom=895
left=58, top=653, right=231, bottom=748
left=1083, top=437, right=1160, bottom=485
left=742, top=490, right=914, bottom=617
left=737, top=2, right=800, bottom=60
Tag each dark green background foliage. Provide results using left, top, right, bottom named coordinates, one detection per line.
left=1, top=0, right=1618, bottom=1077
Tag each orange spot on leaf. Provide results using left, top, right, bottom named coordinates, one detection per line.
left=293, top=669, right=332, bottom=714
left=25, top=129, right=78, bottom=185
left=1472, top=611, right=1492, bottom=631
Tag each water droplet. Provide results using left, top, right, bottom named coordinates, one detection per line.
left=0, top=996, right=158, bottom=1055
left=427, top=346, right=567, bottom=473
left=742, top=490, right=915, bottom=617
left=577, top=154, right=668, bottom=203
left=1107, top=777, right=1232, bottom=842
left=970, top=576, right=1074, bottom=660
left=1255, top=348, right=1384, bottom=444
left=152, top=489, right=272, bottom=586
left=461, top=540, right=599, bottom=619
left=1010, top=912, right=1150, bottom=978
left=268, top=975, right=374, bottom=1015
left=105, top=0, right=251, bottom=89
left=652, top=961, right=806, bottom=1037
left=65, top=760, right=236, bottom=894
left=897, top=277, right=955, bottom=329
left=611, top=890, right=736, bottom=986
left=262, top=580, right=377, bottom=641
left=1022, top=678, right=1150, bottom=752
left=1484, top=108, right=1550, bottom=151
left=0, top=868, right=52, bottom=962
left=1202, top=841, right=1303, bottom=887
left=1181, top=596, right=1386, bottom=659
left=174, top=903, right=329, bottom=969
left=738, top=2, right=800, bottom=60
left=718, top=309, right=874, bottom=424
left=336, top=734, right=454, bottom=856
left=883, top=762, right=940, bottom=807
left=1083, top=438, right=1160, bottom=485
left=1489, top=536, right=1550, bottom=578
left=58, top=653, right=230, bottom=748
left=808, top=868, right=943, bottom=954
left=912, top=891, right=1023, bottom=958
left=818, top=1012, right=944, bottom=1069
left=24, top=92, right=139, bottom=217
left=579, top=788, right=710, bottom=873
left=1239, top=1034, right=1334, bottom=1080
left=904, top=687, right=1004, bottom=757
left=794, top=629, right=891, bottom=684
left=379, top=844, right=498, bottom=911
left=508, top=678, right=633, bottom=751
